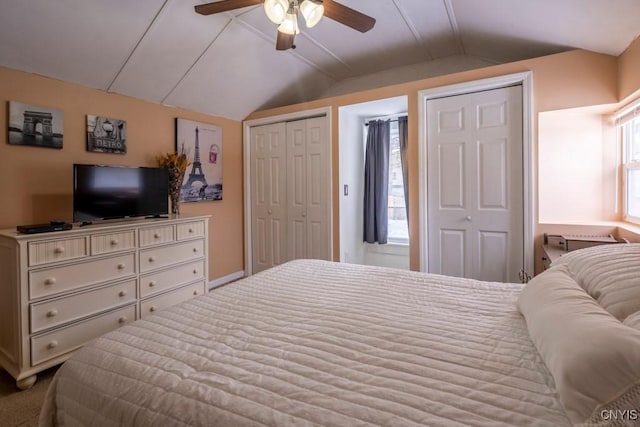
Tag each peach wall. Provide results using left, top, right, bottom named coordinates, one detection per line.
left=246, top=49, right=618, bottom=273
left=618, top=36, right=640, bottom=102
left=0, top=67, right=243, bottom=280
left=538, top=107, right=619, bottom=223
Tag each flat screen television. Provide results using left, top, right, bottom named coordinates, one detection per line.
left=73, top=164, right=168, bottom=223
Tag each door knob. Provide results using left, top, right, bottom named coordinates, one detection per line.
left=302, top=212, right=307, bottom=217
left=268, top=209, right=272, bottom=215
left=465, top=216, right=472, bottom=221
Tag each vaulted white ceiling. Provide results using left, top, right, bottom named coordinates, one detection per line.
left=1, top=0, right=639, bottom=121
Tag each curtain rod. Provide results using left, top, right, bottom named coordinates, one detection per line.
left=365, top=118, right=406, bottom=126
left=364, top=114, right=408, bottom=126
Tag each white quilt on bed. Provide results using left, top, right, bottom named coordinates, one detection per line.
left=40, top=260, right=571, bottom=426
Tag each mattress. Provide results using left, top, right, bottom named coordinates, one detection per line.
left=40, top=260, right=571, bottom=426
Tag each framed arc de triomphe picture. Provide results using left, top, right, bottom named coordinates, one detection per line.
left=8, top=101, right=63, bottom=149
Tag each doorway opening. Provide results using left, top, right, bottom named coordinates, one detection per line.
left=338, top=95, right=409, bottom=270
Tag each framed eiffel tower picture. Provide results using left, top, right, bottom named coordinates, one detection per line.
left=175, top=118, right=223, bottom=202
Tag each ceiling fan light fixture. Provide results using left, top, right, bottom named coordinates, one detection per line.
left=277, top=6, right=300, bottom=35
left=300, top=0, right=324, bottom=28
left=264, top=0, right=288, bottom=24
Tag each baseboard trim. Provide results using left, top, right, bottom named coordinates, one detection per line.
left=208, top=270, right=245, bottom=290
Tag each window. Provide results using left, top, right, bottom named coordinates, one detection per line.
left=622, top=114, right=640, bottom=223
left=363, top=117, right=408, bottom=245
left=387, top=121, right=409, bottom=244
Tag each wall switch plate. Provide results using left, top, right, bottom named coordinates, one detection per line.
left=343, top=184, right=349, bottom=196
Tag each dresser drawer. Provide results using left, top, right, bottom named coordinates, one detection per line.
left=140, top=260, right=205, bottom=298
left=31, top=304, right=136, bottom=366
left=139, top=239, right=204, bottom=272
left=176, top=221, right=205, bottom=240
left=139, top=225, right=174, bottom=247
left=28, top=236, right=88, bottom=267
left=29, top=253, right=135, bottom=300
left=91, top=230, right=136, bottom=255
left=140, top=282, right=204, bottom=319
left=30, top=279, right=137, bottom=334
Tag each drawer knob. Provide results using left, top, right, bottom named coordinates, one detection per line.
left=193, top=290, right=198, bottom=296
left=46, top=309, right=58, bottom=318
left=188, top=228, right=194, bottom=233
left=148, top=281, right=156, bottom=288
left=44, top=277, right=57, bottom=285
left=117, top=263, right=126, bottom=270
left=53, top=247, right=64, bottom=254
left=193, top=269, right=198, bottom=274
left=110, top=239, right=119, bottom=246
left=118, top=316, right=127, bottom=324
left=154, top=233, right=160, bottom=239
left=47, top=341, right=58, bottom=350
left=118, top=290, right=127, bottom=297
left=193, top=247, right=198, bottom=253
left=149, top=306, right=157, bottom=313
left=148, top=256, right=156, bottom=263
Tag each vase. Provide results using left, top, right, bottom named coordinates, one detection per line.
left=170, top=189, right=181, bottom=215
left=167, top=168, right=185, bottom=216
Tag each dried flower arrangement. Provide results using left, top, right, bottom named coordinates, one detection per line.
left=156, top=145, right=191, bottom=214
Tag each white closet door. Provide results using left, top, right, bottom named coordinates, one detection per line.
left=286, top=116, right=330, bottom=261
left=249, top=115, right=331, bottom=274
left=251, top=122, right=287, bottom=273
left=304, top=116, right=329, bottom=260
left=286, top=120, right=307, bottom=260
left=427, top=86, right=523, bottom=282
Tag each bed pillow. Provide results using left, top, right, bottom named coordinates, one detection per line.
left=550, top=243, right=640, bottom=321
left=517, top=265, right=640, bottom=425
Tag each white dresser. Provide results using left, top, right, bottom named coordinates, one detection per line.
left=0, top=215, right=209, bottom=389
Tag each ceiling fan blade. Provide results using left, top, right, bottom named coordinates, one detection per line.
left=322, top=0, right=376, bottom=33
left=195, top=0, right=262, bottom=15
left=276, top=30, right=294, bottom=51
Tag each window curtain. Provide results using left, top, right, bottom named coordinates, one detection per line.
left=398, top=116, right=409, bottom=226
left=363, top=119, right=390, bottom=244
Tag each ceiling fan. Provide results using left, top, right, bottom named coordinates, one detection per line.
left=195, top=0, right=376, bottom=51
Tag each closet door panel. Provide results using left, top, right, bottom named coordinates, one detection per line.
left=304, top=116, right=330, bottom=260
left=251, top=122, right=287, bottom=273
left=287, top=120, right=308, bottom=260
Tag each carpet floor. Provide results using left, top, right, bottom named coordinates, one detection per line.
left=0, top=367, right=57, bottom=427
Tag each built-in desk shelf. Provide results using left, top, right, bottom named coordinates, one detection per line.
left=541, top=232, right=627, bottom=269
